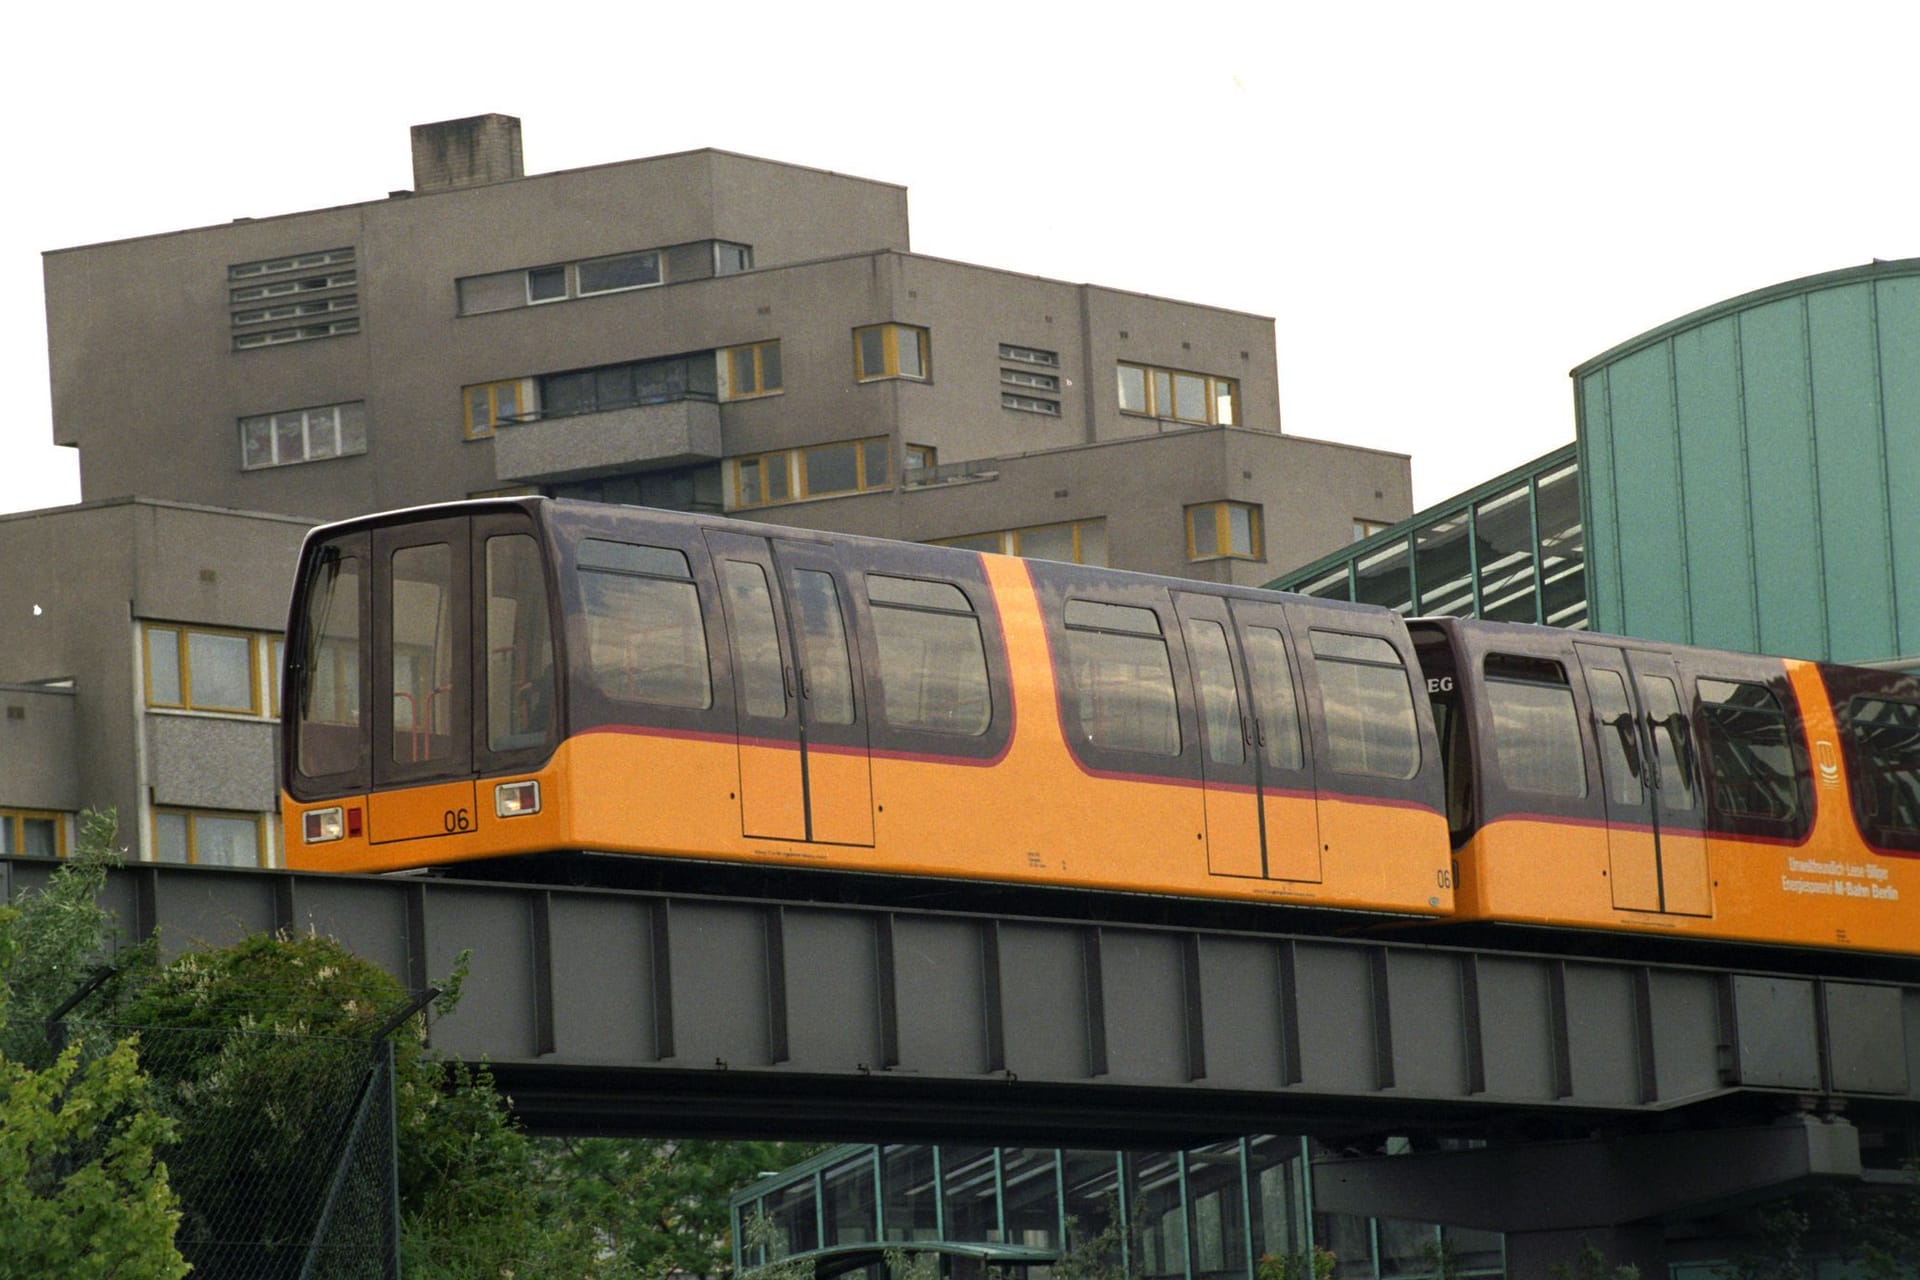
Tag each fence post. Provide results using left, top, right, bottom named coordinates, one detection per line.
left=296, top=988, right=439, bottom=1280
left=42, top=963, right=116, bottom=1056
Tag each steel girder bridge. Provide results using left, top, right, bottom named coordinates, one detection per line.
left=4, top=856, right=1915, bottom=1277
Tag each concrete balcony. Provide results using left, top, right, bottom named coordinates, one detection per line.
left=492, top=397, right=723, bottom=484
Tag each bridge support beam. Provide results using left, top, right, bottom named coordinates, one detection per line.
left=1313, top=1114, right=1862, bottom=1277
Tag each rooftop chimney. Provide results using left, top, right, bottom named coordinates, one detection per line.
left=410, top=114, right=524, bottom=192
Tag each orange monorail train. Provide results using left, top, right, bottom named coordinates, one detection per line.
left=281, top=498, right=1920, bottom=957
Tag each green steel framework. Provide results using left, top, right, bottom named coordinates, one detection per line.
left=1265, top=445, right=1584, bottom=631
left=730, top=1139, right=1505, bottom=1280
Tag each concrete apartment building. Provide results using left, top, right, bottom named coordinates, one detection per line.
left=0, top=500, right=312, bottom=865
left=15, top=114, right=1412, bottom=866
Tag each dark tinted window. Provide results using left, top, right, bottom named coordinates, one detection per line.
left=1484, top=654, right=1585, bottom=797
left=1065, top=600, right=1179, bottom=755
left=1849, top=696, right=1920, bottom=835
left=1641, top=675, right=1696, bottom=812
left=1699, top=678, right=1799, bottom=821
left=1184, top=619, right=1244, bottom=766
left=721, top=560, right=787, bottom=719
left=296, top=547, right=362, bottom=778
left=579, top=541, right=710, bottom=709
left=868, top=575, right=991, bottom=735
left=1310, top=630, right=1418, bottom=778
left=485, top=534, right=554, bottom=751
left=791, top=569, right=854, bottom=726
left=1243, top=626, right=1304, bottom=772
left=391, top=543, right=457, bottom=765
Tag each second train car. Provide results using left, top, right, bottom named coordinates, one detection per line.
left=280, top=497, right=1920, bottom=957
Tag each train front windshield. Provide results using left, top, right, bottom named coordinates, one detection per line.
left=286, top=511, right=559, bottom=802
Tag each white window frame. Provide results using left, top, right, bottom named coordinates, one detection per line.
left=239, top=401, right=368, bottom=469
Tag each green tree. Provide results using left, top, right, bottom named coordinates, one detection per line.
left=549, top=1136, right=826, bottom=1278
left=1256, top=1247, right=1336, bottom=1280
left=120, top=930, right=605, bottom=1277
left=0, top=809, right=144, bottom=1069
left=1721, top=1182, right=1920, bottom=1280
left=740, top=1207, right=817, bottom=1280
left=1547, top=1241, right=1639, bottom=1280
left=0, top=811, right=188, bottom=1280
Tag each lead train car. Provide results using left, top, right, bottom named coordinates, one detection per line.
left=280, top=498, right=1920, bottom=956
left=282, top=498, right=1451, bottom=916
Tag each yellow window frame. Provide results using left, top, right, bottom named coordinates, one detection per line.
left=268, top=636, right=286, bottom=718
left=143, top=624, right=263, bottom=715
left=854, top=324, right=931, bottom=382
left=1118, top=362, right=1240, bottom=426
left=720, top=341, right=783, bottom=401
left=729, top=437, right=891, bottom=509
left=0, top=809, right=67, bottom=858
left=799, top=437, right=889, bottom=499
left=935, top=518, right=1107, bottom=565
left=463, top=378, right=532, bottom=439
left=1007, top=519, right=1105, bottom=565
left=1353, top=518, right=1392, bottom=542
left=729, top=448, right=797, bottom=509
left=152, top=807, right=269, bottom=868
left=1186, top=502, right=1264, bottom=561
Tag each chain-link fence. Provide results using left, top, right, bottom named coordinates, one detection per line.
left=54, top=1018, right=401, bottom=1280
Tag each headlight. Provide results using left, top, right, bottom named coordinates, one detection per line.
left=302, top=807, right=345, bottom=844
left=495, top=780, right=541, bottom=818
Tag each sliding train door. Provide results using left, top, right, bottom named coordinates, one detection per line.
left=705, top=530, right=874, bottom=846
left=1573, top=642, right=1711, bottom=916
left=1174, top=592, right=1322, bottom=883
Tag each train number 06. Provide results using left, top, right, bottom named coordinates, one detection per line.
left=444, top=808, right=472, bottom=833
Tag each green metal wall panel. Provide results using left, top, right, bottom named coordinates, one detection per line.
left=1605, top=345, right=1691, bottom=644
left=1578, top=258, right=1920, bottom=666
left=1579, top=376, right=1625, bottom=634
left=1737, top=297, right=1829, bottom=661
left=1876, top=276, right=1920, bottom=659
left=1806, top=284, right=1896, bottom=662
left=1671, top=319, right=1756, bottom=653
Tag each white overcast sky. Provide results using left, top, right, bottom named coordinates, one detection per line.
left=5, top=1, right=1916, bottom=519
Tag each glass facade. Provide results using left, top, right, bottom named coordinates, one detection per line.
left=1268, top=446, right=1584, bottom=632
left=732, top=1141, right=1504, bottom=1280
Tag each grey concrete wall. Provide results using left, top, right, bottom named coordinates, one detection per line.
left=44, top=149, right=909, bottom=522
left=0, top=685, right=80, bottom=812
left=761, top=428, right=1411, bottom=586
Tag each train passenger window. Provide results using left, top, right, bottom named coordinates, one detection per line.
left=296, top=548, right=362, bottom=779
left=1697, top=679, right=1799, bottom=821
left=578, top=539, right=711, bottom=710
left=720, top=561, right=788, bottom=718
left=1484, top=654, right=1585, bottom=797
left=791, top=570, right=855, bottom=725
left=1242, top=626, right=1304, bottom=771
left=867, top=575, right=991, bottom=735
left=1309, top=631, right=1418, bottom=779
left=1183, top=619, right=1244, bottom=765
left=1640, top=677, right=1696, bottom=812
left=1587, top=669, right=1644, bottom=806
left=485, top=534, right=554, bottom=751
left=1064, top=600, right=1180, bottom=755
left=1847, top=696, right=1920, bottom=834
left=391, top=544, right=458, bottom=765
